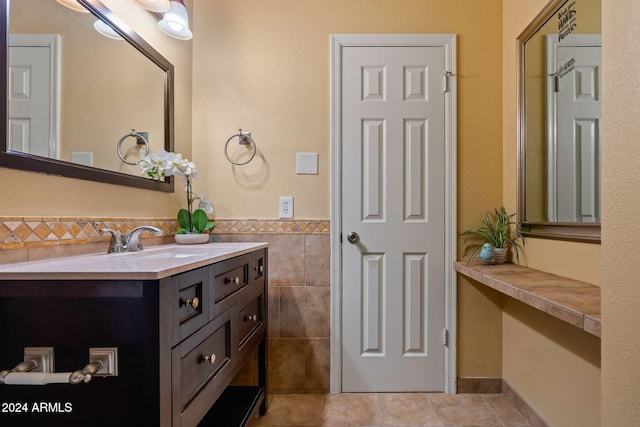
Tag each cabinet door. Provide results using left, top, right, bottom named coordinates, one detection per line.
left=172, top=308, right=233, bottom=427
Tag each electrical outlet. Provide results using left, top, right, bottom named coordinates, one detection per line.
left=279, top=196, right=294, bottom=219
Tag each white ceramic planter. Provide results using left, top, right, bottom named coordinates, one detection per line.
left=174, top=234, right=210, bottom=245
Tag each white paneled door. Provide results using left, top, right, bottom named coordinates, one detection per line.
left=8, top=35, right=60, bottom=158
left=546, top=35, right=601, bottom=223
left=338, top=41, right=452, bottom=392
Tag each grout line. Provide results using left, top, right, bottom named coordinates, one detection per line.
left=482, top=394, right=509, bottom=427
left=374, top=392, right=383, bottom=425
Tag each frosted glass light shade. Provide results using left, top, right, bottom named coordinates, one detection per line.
left=135, top=0, right=171, bottom=13
left=56, top=0, right=89, bottom=12
left=158, top=1, right=192, bottom=40
left=94, top=20, right=124, bottom=40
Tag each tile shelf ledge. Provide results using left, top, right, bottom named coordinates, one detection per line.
left=454, top=262, right=601, bottom=337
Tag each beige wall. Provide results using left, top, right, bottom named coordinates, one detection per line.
left=192, top=0, right=505, bottom=379
left=503, top=299, right=601, bottom=426
left=192, top=0, right=503, bottom=222
left=0, top=0, right=193, bottom=218
left=502, top=0, right=601, bottom=424
left=601, top=0, right=640, bottom=424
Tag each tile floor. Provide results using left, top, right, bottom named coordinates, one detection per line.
left=257, top=393, right=530, bottom=426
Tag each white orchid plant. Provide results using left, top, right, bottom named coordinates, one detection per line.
left=140, top=150, right=215, bottom=234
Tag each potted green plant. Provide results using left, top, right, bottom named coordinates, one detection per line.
left=140, top=150, right=215, bottom=244
left=460, top=207, right=525, bottom=264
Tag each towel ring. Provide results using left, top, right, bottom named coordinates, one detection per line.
left=117, top=129, right=149, bottom=165
left=224, top=129, right=256, bottom=166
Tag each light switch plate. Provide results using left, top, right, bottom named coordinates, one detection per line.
left=296, top=152, right=318, bottom=175
left=71, top=152, right=93, bottom=166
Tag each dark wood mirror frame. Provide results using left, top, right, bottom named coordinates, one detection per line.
left=0, top=0, right=174, bottom=192
left=516, top=0, right=601, bottom=243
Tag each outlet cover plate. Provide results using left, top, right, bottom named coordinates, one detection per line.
left=279, top=196, right=294, bottom=219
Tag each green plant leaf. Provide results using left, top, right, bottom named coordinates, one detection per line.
left=177, top=208, right=191, bottom=230
left=192, top=209, right=209, bottom=233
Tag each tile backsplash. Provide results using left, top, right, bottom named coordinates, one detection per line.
left=0, top=216, right=329, bottom=262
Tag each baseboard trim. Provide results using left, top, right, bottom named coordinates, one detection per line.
left=502, top=379, right=549, bottom=427
left=456, top=377, right=502, bottom=394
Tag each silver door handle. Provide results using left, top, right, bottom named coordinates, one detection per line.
left=346, top=232, right=359, bottom=244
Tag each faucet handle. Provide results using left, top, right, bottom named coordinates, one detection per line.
left=101, top=228, right=124, bottom=253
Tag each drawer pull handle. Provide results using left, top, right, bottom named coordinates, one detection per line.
left=244, top=314, right=258, bottom=322
left=183, top=297, right=199, bottom=310
left=225, top=277, right=240, bottom=285
left=202, top=354, right=216, bottom=365
left=255, top=265, right=264, bottom=273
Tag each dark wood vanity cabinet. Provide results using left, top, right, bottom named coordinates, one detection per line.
left=0, top=248, right=268, bottom=427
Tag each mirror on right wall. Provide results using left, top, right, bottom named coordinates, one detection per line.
left=517, top=0, right=601, bottom=242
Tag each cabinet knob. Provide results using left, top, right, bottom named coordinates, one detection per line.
left=202, top=354, right=216, bottom=365
left=225, top=277, right=240, bottom=285
left=255, top=265, right=264, bottom=273
left=183, top=297, right=199, bottom=310
left=244, top=314, right=258, bottom=322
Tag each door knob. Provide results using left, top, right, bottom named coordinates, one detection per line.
left=346, top=232, right=359, bottom=244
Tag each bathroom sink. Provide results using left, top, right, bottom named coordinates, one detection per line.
left=118, top=247, right=212, bottom=258
left=145, top=251, right=203, bottom=258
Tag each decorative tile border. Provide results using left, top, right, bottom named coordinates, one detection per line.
left=214, top=219, right=330, bottom=235
left=0, top=217, right=178, bottom=250
left=0, top=217, right=330, bottom=250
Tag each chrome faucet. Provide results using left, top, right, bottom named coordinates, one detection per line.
left=123, top=226, right=162, bottom=252
left=101, top=226, right=162, bottom=253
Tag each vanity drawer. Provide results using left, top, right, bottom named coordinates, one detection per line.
left=172, top=309, right=232, bottom=412
left=171, top=268, right=209, bottom=345
left=238, top=292, right=264, bottom=346
left=210, top=254, right=250, bottom=316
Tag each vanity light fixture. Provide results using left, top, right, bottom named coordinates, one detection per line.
left=93, top=19, right=124, bottom=40
left=56, top=0, right=88, bottom=13
left=157, top=0, right=192, bottom=40
left=135, top=0, right=171, bottom=13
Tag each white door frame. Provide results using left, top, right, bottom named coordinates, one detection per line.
left=330, top=34, right=457, bottom=394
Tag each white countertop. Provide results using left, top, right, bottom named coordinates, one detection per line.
left=0, top=242, right=268, bottom=281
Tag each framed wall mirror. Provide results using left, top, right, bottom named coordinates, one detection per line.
left=0, top=0, right=174, bottom=191
left=517, top=0, right=601, bottom=242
